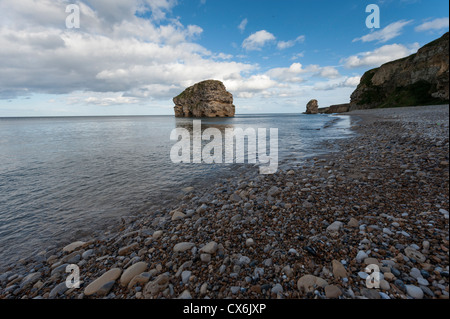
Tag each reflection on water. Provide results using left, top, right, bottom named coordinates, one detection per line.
left=175, top=118, right=235, bottom=132
left=0, top=113, right=353, bottom=270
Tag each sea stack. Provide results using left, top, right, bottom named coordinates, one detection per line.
left=305, top=99, right=319, bottom=114
left=173, top=80, right=235, bottom=118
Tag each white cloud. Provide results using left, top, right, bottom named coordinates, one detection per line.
left=0, top=0, right=260, bottom=101
left=313, top=76, right=361, bottom=91
left=266, top=63, right=305, bottom=83
left=224, top=74, right=281, bottom=99
left=353, top=20, right=413, bottom=43
left=242, top=30, right=276, bottom=51
left=238, top=18, right=248, bottom=33
left=317, top=66, right=340, bottom=79
left=266, top=63, right=340, bottom=82
left=277, top=35, right=305, bottom=50
left=291, top=52, right=305, bottom=60
left=343, top=76, right=362, bottom=87
left=342, top=43, right=420, bottom=68
left=0, top=0, right=368, bottom=112
left=84, top=95, right=142, bottom=106
left=415, top=17, right=449, bottom=32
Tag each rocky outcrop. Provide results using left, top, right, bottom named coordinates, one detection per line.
left=318, top=104, right=350, bottom=114
left=350, top=32, right=449, bottom=111
left=328, top=103, right=350, bottom=114
left=173, top=80, right=235, bottom=118
left=305, top=99, right=319, bottom=114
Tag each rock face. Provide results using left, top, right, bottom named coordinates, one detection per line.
left=305, top=99, right=319, bottom=114
left=350, top=32, right=449, bottom=111
left=318, top=104, right=350, bottom=114
left=173, top=80, right=235, bottom=117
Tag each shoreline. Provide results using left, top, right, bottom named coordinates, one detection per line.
left=0, top=105, right=448, bottom=299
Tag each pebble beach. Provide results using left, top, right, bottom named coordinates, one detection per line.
left=1, top=105, right=448, bottom=300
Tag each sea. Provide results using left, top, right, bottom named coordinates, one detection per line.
left=0, top=113, right=353, bottom=270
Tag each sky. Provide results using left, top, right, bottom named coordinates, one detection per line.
left=0, top=0, right=448, bottom=116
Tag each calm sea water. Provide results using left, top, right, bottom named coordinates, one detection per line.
left=0, top=114, right=353, bottom=270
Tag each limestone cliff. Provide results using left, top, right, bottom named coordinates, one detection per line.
left=173, top=80, right=235, bottom=118
left=350, top=32, right=449, bottom=111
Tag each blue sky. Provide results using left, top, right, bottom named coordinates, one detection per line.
left=0, top=0, right=448, bottom=116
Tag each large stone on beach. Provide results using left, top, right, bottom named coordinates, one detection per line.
left=406, top=285, right=424, bottom=299
left=404, top=247, right=426, bottom=263
left=173, top=80, right=235, bottom=118
left=63, top=241, right=87, bottom=253
left=325, top=285, right=342, bottom=299
left=120, top=262, right=148, bottom=287
left=143, top=274, right=170, bottom=298
left=199, top=241, right=218, bottom=255
left=305, top=99, right=319, bottom=114
left=326, top=221, right=343, bottom=237
left=174, top=242, right=195, bottom=253
left=297, top=275, right=328, bottom=293
left=84, top=268, right=122, bottom=296
left=118, top=242, right=139, bottom=256
left=347, top=218, right=359, bottom=228
left=332, top=260, right=348, bottom=279
left=21, top=272, right=42, bottom=290
left=171, top=211, right=186, bottom=221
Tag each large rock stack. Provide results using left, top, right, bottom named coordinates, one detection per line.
left=305, top=99, right=319, bottom=114
left=173, top=80, right=235, bottom=118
